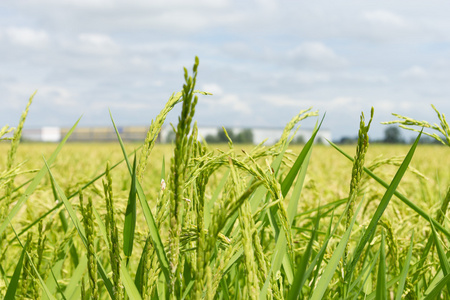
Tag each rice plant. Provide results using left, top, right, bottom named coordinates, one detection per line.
left=0, top=57, right=449, bottom=299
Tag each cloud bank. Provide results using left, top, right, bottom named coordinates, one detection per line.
left=1, top=0, right=449, bottom=140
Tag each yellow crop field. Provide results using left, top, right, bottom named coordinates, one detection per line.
left=0, top=58, right=449, bottom=299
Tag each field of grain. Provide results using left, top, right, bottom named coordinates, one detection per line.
left=0, top=58, right=449, bottom=299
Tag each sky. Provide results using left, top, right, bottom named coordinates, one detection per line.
left=1, top=0, right=449, bottom=141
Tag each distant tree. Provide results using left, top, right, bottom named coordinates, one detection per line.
left=337, top=136, right=358, bottom=144
left=235, top=129, right=253, bottom=144
left=166, top=130, right=176, bottom=143
left=205, top=134, right=217, bottom=143
left=216, top=128, right=234, bottom=143
left=293, top=135, right=305, bottom=145
left=416, top=135, right=441, bottom=144
left=383, top=126, right=404, bottom=144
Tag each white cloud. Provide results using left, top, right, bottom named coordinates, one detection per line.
left=329, top=97, right=363, bottom=111
left=5, top=27, right=50, bottom=48
left=201, top=83, right=223, bottom=96
left=207, top=94, right=252, bottom=114
left=2, top=0, right=450, bottom=139
left=338, top=73, right=389, bottom=84
left=400, top=66, right=428, bottom=80
left=39, top=86, right=77, bottom=107
left=77, top=33, right=120, bottom=55
left=362, top=10, right=407, bottom=28
left=293, top=71, right=331, bottom=84
left=91, top=101, right=149, bottom=111
left=261, top=95, right=315, bottom=108
left=358, top=10, right=414, bottom=41
left=286, top=42, right=347, bottom=68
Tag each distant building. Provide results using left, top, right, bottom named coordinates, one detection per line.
left=22, top=127, right=61, bottom=142
left=20, top=125, right=331, bottom=145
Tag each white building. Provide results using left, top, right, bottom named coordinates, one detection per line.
left=19, top=125, right=331, bottom=145
left=22, top=127, right=61, bottom=142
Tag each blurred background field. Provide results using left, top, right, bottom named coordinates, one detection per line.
left=1, top=142, right=447, bottom=229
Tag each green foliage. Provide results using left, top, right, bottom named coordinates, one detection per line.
left=206, top=127, right=254, bottom=144
left=383, top=104, right=450, bottom=146
left=383, top=126, right=404, bottom=144
left=0, top=59, right=448, bottom=299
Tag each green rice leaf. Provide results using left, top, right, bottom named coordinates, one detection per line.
left=120, top=263, right=143, bottom=300
left=8, top=224, right=57, bottom=300
left=365, top=275, right=402, bottom=300
left=0, top=116, right=82, bottom=237
left=44, top=158, right=114, bottom=299
left=280, top=116, right=323, bottom=200
left=124, top=154, right=138, bottom=258
left=134, top=237, right=150, bottom=294
left=181, top=281, right=194, bottom=300
left=260, top=120, right=323, bottom=299
left=110, top=111, right=171, bottom=283
left=395, top=232, right=414, bottom=300
left=13, top=148, right=135, bottom=242
left=351, top=247, right=379, bottom=299
left=307, top=211, right=335, bottom=298
left=423, top=273, right=450, bottom=300
left=376, top=230, right=387, bottom=300
left=223, top=249, right=244, bottom=275
left=287, top=211, right=319, bottom=300
left=328, top=137, right=450, bottom=240
left=344, top=130, right=422, bottom=282
left=310, top=199, right=363, bottom=300
left=205, top=170, right=229, bottom=228
left=4, top=237, right=29, bottom=300
left=92, top=205, right=109, bottom=247
left=65, top=256, right=88, bottom=300
left=430, top=217, right=450, bottom=293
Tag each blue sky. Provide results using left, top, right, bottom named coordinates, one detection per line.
left=1, top=0, right=449, bottom=140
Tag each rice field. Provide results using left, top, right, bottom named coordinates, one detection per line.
left=0, top=58, right=449, bottom=299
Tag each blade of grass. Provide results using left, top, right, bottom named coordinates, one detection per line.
left=48, top=268, right=68, bottom=300
left=4, top=237, right=29, bottom=299
left=344, top=130, right=422, bottom=282
left=281, top=116, right=323, bottom=201
left=259, top=212, right=289, bottom=300
left=376, top=230, right=387, bottom=300
left=44, top=233, right=72, bottom=295
left=287, top=211, right=319, bottom=300
left=205, top=170, right=229, bottom=228
left=110, top=111, right=170, bottom=283
left=0, top=178, right=32, bottom=202
left=12, top=148, right=134, bottom=242
left=181, top=281, right=194, bottom=300
left=395, top=232, right=414, bottom=300
left=328, top=138, right=450, bottom=240
left=44, top=158, right=114, bottom=299
left=223, top=249, right=244, bottom=275
left=0, top=116, right=82, bottom=237
left=423, top=273, right=450, bottom=300
left=65, top=256, right=88, bottom=300
left=260, top=120, right=323, bottom=299
left=307, top=211, right=335, bottom=298
left=135, top=237, right=150, bottom=295
left=310, top=199, right=364, bottom=300
left=295, top=198, right=347, bottom=218
left=121, top=263, right=143, bottom=300
left=430, top=217, right=450, bottom=293
left=9, top=223, right=57, bottom=300
left=124, top=154, right=138, bottom=259
left=351, top=248, right=380, bottom=299
left=366, top=275, right=402, bottom=300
